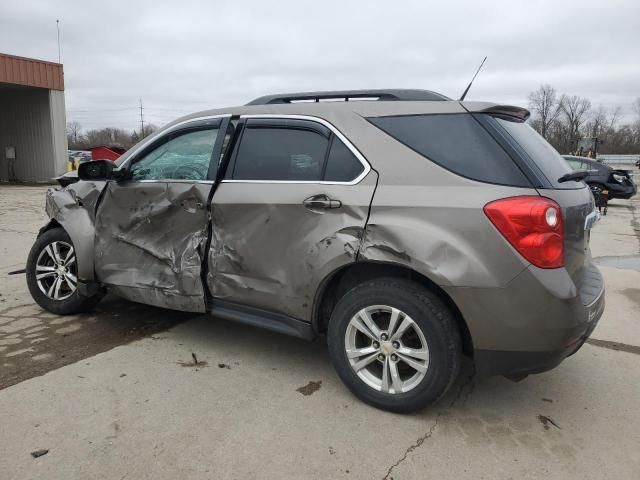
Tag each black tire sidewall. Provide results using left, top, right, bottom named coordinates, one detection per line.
left=327, top=279, right=460, bottom=413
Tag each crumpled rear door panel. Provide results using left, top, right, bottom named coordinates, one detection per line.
left=94, top=181, right=211, bottom=312
left=208, top=172, right=378, bottom=321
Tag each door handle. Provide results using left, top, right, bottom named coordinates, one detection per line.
left=303, top=194, right=342, bottom=210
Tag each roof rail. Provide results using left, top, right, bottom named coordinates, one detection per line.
left=246, top=89, right=450, bottom=105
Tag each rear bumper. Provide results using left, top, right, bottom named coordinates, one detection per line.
left=444, top=263, right=605, bottom=378
left=473, top=304, right=601, bottom=377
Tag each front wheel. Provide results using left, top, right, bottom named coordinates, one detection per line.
left=327, top=278, right=461, bottom=413
left=26, top=227, right=103, bottom=315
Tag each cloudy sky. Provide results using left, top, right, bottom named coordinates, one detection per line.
left=2, top=0, right=638, bottom=131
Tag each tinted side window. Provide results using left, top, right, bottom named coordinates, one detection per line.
left=130, top=129, right=218, bottom=181
left=368, top=114, right=530, bottom=187
left=493, top=117, right=577, bottom=189
left=233, top=127, right=328, bottom=181
left=324, top=138, right=364, bottom=182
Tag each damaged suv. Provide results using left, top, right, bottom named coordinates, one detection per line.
left=27, top=89, right=604, bottom=413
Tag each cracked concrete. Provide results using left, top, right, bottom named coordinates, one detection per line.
left=0, top=183, right=639, bottom=479
left=382, top=369, right=477, bottom=479
left=382, top=416, right=440, bottom=480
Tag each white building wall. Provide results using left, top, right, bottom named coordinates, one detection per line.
left=49, top=89, right=68, bottom=177
left=0, top=87, right=67, bottom=182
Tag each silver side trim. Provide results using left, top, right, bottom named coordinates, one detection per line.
left=221, top=114, right=372, bottom=186
left=117, top=114, right=231, bottom=170
left=133, top=179, right=215, bottom=184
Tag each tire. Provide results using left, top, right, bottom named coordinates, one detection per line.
left=26, top=227, right=103, bottom=315
left=327, top=278, right=461, bottom=413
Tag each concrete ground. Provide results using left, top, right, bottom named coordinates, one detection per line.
left=1, top=183, right=639, bottom=479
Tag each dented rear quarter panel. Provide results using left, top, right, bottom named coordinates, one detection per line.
left=360, top=184, right=537, bottom=288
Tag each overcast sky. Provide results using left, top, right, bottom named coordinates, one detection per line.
left=1, top=0, right=638, bottom=131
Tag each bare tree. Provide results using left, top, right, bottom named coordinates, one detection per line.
left=603, top=106, right=622, bottom=145
left=141, top=124, right=158, bottom=138
left=527, top=84, right=562, bottom=139
left=633, top=98, right=640, bottom=117
left=66, top=121, right=83, bottom=147
left=586, top=105, right=610, bottom=138
left=559, top=94, right=592, bottom=149
left=525, top=87, right=640, bottom=154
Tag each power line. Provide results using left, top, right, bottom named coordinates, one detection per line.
left=67, top=107, right=191, bottom=114
left=67, top=108, right=139, bottom=113
left=65, top=102, right=195, bottom=131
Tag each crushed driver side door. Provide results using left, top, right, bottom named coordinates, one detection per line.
left=93, top=116, right=229, bottom=312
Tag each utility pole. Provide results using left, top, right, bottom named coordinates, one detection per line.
left=139, top=99, right=145, bottom=139
left=56, top=19, right=61, bottom=64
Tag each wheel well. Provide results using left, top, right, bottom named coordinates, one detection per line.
left=313, top=262, right=474, bottom=357
left=39, top=219, right=62, bottom=235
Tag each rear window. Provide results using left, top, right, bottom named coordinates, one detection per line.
left=493, top=117, right=578, bottom=189
left=368, top=114, right=531, bottom=187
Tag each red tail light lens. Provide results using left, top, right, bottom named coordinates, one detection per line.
left=483, top=196, right=564, bottom=269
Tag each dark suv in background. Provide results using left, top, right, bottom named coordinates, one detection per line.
left=27, top=89, right=604, bottom=412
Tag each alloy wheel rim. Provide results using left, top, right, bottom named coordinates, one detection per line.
left=35, top=240, right=77, bottom=301
left=345, top=305, right=429, bottom=394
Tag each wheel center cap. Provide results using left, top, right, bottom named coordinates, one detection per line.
left=381, top=341, right=394, bottom=355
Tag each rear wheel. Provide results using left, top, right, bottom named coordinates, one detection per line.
left=26, top=227, right=103, bottom=315
left=327, top=278, right=461, bottom=413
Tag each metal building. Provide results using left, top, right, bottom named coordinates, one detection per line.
left=0, top=53, right=67, bottom=183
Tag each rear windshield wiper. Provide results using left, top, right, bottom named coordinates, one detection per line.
left=558, top=170, right=589, bottom=183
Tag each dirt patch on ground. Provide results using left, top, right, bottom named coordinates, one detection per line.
left=296, top=380, right=322, bottom=396
left=537, top=414, right=560, bottom=430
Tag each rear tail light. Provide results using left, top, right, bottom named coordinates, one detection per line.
left=483, top=196, right=564, bottom=269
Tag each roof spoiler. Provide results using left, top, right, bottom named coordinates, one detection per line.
left=480, top=105, right=531, bottom=121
